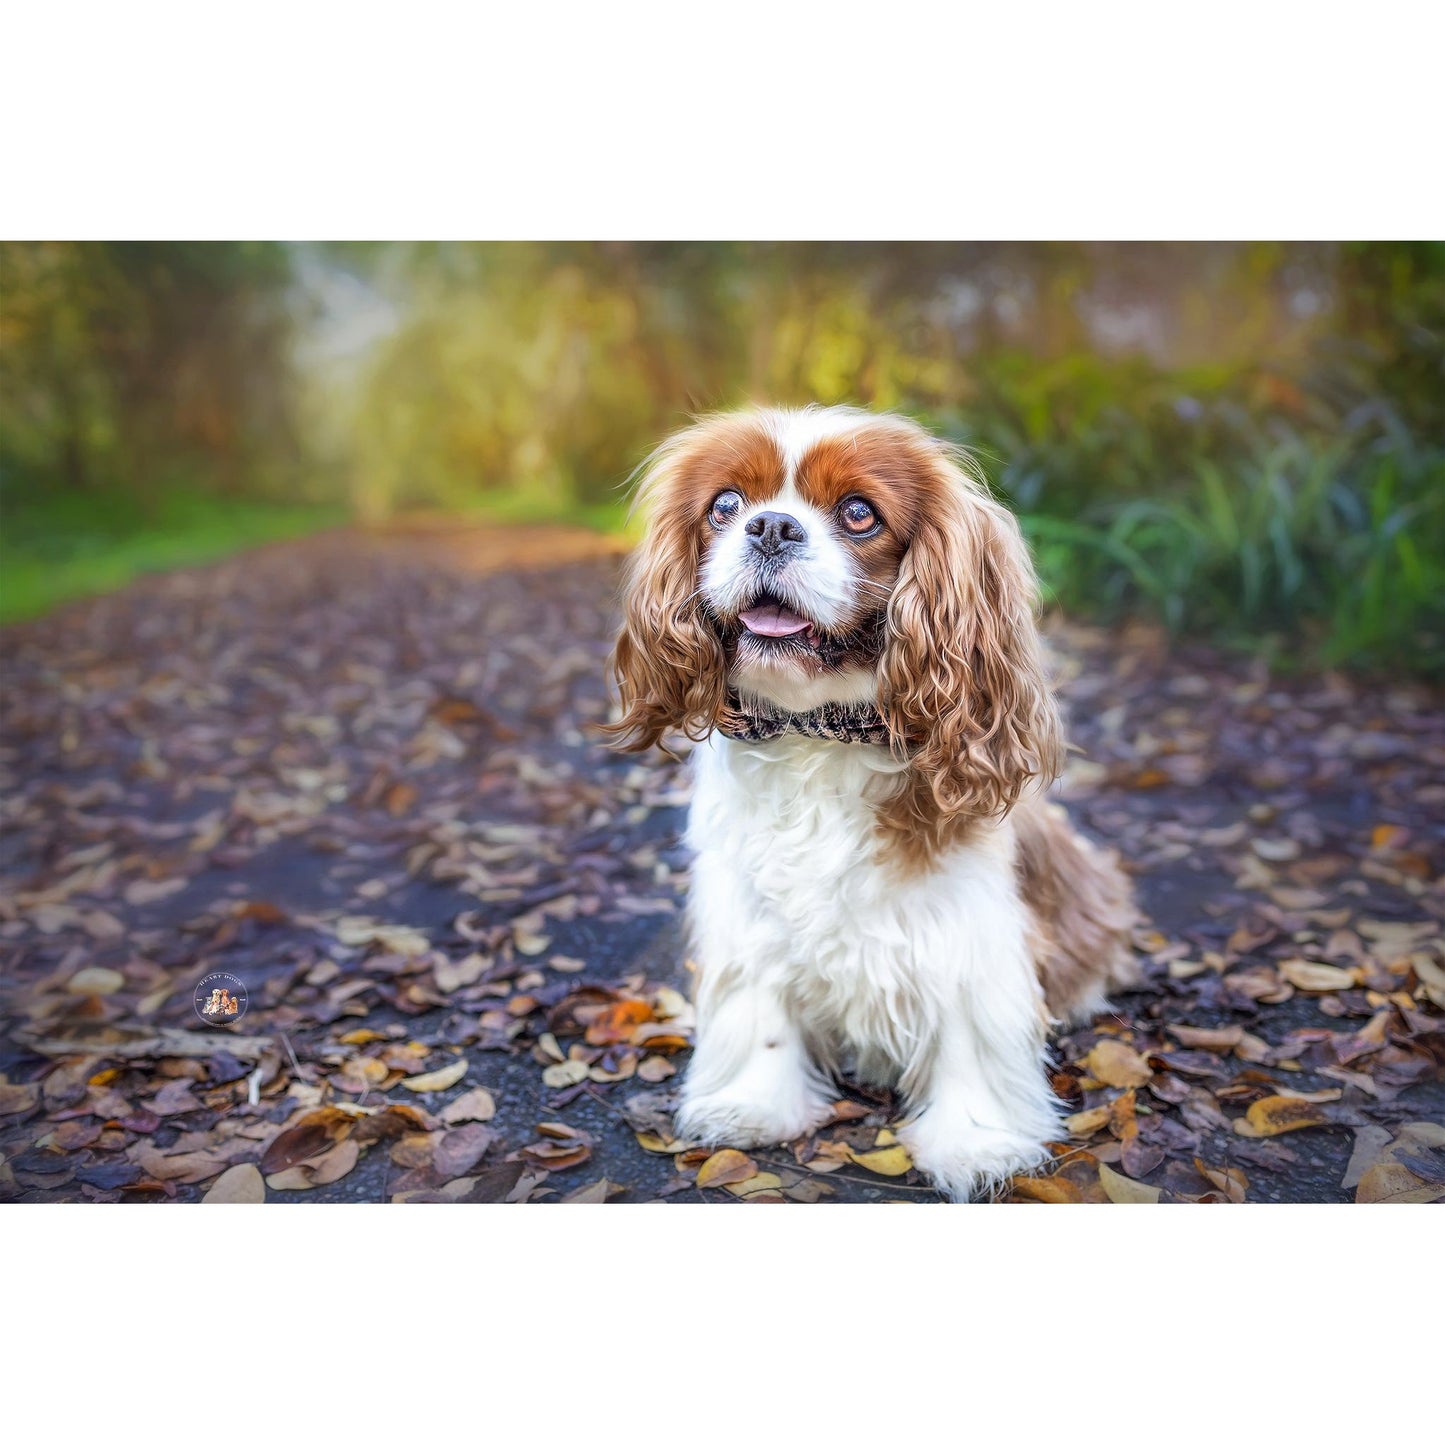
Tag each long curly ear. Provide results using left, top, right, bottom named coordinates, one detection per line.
left=601, top=440, right=726, bottom=752
left=877, top=452, right=1063, bottom=859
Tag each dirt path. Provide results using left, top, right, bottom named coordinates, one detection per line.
left=2, top=526, right=1441, bottom=1203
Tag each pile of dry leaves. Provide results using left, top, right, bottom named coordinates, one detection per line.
left=1, top=530, right=1440, bottom=1202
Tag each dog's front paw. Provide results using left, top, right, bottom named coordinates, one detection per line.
left=899, top=1117, right=1052, bottom=1202
left=676, top=1085, right=834, bottom=1149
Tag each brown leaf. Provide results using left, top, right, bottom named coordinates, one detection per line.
left=433, top=1123, right=495, bottom=1180
left=260, top=1110, right=354, bottom=1173
left=636, top=1055, right=676, bottom=1083
left=389, top=1133, right=436, bottom=1169
left=438, top=1086, right=496, bottom=1124
left=266, top=1138, right=359, bottom=1191
left=561, top=1177, right=625, bottom=1203
left=433, top=953, right=488, bottom=994
left=1193, top=1157, right=1248, bottom=1202
left=1166, top=1024, right=1244, bottom=1052
left=147, top=1078, right=200, bottom=1116
left=1098, top=1162, right=1161, bottom=1203
left=1008, top=1175, right=1084, bottom=1203
left=1355, top=1162, right=1445, bottom=1204
left=1279, top=960, right=1357, bottom=992
left=204, top=1163, right=265, bottom=1203
left=0, top=1083, right=39, bottom=1116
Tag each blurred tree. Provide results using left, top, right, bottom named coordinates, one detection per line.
left=1, top=241, right=302, bottom=507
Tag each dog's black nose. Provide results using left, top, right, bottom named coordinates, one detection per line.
left=745, top=510, right=807, bottom=555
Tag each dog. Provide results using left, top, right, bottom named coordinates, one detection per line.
left=605, top=405, right=1137, bottom=1199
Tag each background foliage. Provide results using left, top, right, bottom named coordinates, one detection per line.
left=2, top=241, right=1441, bottom=670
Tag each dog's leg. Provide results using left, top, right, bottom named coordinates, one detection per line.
left=896, top=891, right=1061, bottom=1201
left=898, top=1015, right=1059, bottom=1201
left=676, top=967, right=836, bottom=1148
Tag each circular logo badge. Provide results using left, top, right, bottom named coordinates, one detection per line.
left=195, top=971, right=249, bottom=1026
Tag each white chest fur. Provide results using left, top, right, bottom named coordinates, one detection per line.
left=686, top=735, right=1038, bottom=1081
left=678, top=734, right=1060, bottom=1197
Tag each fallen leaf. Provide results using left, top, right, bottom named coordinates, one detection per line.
left=1085, top=1039, right=1153, bottom=1088
left=1066, top=1105, right=1112, bottom=1138
left=401, top=1058, right=468, bottom=1092
left=433, top=953, right=488, bottom=993
left=1356, top=1162, right=1445, bottom=1204
left=541, top=1058, right=590, bottom=1089
left=1279, top=960, right=1357, bottom=992
left=1009, top=1175, right=1084, bottom=1203
left=561, top=1177, right=624, bottom=1203
left=438, top=1087, right=496, bottom=1124
left=1235, top=1095, right=1333, bottom=1137
left=1341, top=1125, right=1394, bottom=1189
left=727, top=1171, right=784, bottom=1199
left=696, top=1149, right=758, bottom=1188
left=0, top=1083, right=40, bottom=1116
left=1167, top=1024, right=1244, bottom=1052
left=1099, top=1162, right=1161, bottom=1203
left=266, top=1139, right=360, bottom=1190
left=847, top=1144, right=914, bottom=1176
left=585, top=998, right=653, bottom=1045
left=66, top=967, right=126, bottom=996
left=1193, top=1157, right=1248, bottom=1202
left=204, top=1164, right=265, bottom=1203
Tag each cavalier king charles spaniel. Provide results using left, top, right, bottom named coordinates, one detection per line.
left=605, top=406, right=1137, bottom=1199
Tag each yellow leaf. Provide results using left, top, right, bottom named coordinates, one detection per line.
left=66, top=967, right=125, bottom=996
left=1235, top=1095, right=1332, bottom=1137
left=1085, top=1039, right=1153, bottom=1088
left=1066, top=1105, right=1112, bottom=1138
left=1098, top=1163, right=1161, bottom=1203
left=634, top=1131, right=689, bottom=1154
left=696, top=1148, right=758, bottom=1188
left=848, top=1144, right=914, bottom=1176
left=203, top=1164, right=265, bottom=1203
left=727, top=1171, right=783, bottom=1198
left=400, top=1058, right=467, bottom=1093
left=1279, top=960, right=1357, bottom=992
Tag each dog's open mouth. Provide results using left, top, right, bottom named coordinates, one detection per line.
left=737, top=593, right=819, bottom=645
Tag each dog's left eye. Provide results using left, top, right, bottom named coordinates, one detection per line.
left=840, top=497, right=879, bottom=536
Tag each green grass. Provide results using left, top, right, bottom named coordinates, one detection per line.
left=0, top=488, right=346, bottom=624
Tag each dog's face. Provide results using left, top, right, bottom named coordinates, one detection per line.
left=695, top=411, right=919, bottom=712
left=606, top=407, right=1063, bottom=850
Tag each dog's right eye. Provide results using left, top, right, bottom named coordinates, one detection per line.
left=709, top=490, right=743, bottom=528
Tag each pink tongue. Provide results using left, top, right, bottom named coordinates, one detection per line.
left=739, top=603, right=812, bottom=637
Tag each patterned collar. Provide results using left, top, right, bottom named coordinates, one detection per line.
left=717, top=692, right=893, bottom=747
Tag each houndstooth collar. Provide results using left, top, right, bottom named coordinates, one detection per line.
left=717, top=692, right=893, bottom=747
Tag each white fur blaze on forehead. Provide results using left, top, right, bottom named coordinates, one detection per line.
left=761, top=405, right=879, bottom=482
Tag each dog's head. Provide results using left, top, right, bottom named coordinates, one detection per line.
left=605, top=406, right=1062, bottom=849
